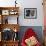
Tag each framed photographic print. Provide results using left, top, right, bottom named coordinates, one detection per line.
left=24, top=8, right=37, bottom=19
left=2, top=10, right=9, bottom=15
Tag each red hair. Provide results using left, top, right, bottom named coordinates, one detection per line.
left=22, top=28, right=36, bottom=45
left=21, top=28, right=41, bottom=46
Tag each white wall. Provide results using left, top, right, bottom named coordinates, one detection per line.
left=0, top=0, right=43, bottom=26
left=17, top=0, right=44, bottom=26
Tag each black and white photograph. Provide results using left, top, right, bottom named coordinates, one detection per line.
left=24, top=8, right=37, bottom=19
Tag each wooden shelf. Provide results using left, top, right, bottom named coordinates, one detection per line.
left=2, top=40, right=19, bottom=42
left=0, top=7, right=19, bottom=10
left=0, top=40, right=19, bottom=46
left=0, top=7, right=19, bottom=46
left=0, top=24, right=19, bottom=32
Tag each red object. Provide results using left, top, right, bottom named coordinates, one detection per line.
left=21, top=28, right=41, bottom=46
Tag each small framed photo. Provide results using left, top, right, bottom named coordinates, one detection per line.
left=24, top=8, right=37, bottom=19
left=2, top=10, right=9, bottom=15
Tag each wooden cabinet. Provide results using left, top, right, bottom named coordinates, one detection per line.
left=2, top=41, right=19, bottom=46
left=0, top=7, right=19, bottom=46
left=0, top=41, right=19, bottom=46
left=43, top=0, right=46, bottom=26
left=43, top=0, right=46, bottom=46
left=0, top=7, right=19, bottom=24
left=44, top=27, right=46, bottom=46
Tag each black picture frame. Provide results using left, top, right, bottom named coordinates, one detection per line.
left=24, top=8, right=37, bottom=19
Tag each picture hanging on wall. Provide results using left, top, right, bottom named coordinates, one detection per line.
left=24, top=8, right=37, bottom=19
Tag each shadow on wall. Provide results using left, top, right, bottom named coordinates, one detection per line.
left=18, top=26, right=43, bottom=44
